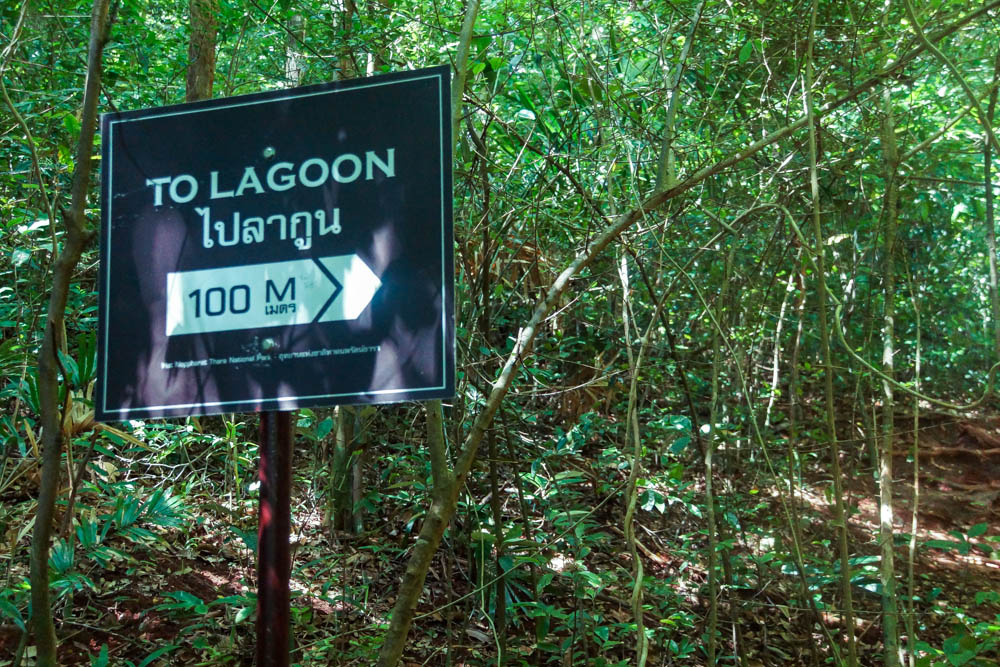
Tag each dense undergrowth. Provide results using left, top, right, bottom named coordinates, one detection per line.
left=5, top=0, right=1000, bottom=664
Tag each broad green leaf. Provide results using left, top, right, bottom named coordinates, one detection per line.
left=0, top=598, right=25, bottom=631
left=91, top=644, right=109, bottom=667
left=316, top=416, right=334, bottom=440
left=11, top=248, right=31, bottom=267
left=923, top=540, right=960, bottom=552
left=63, top=113, right=82, bottom=136
left=967, top=522, right=988, bottom=538
left=137, top=645, right=178, bottom=667
left=669, top=435, right=691, bottom=454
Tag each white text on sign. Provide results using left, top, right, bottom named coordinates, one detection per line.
left=165, top=255, right=381, bottom=336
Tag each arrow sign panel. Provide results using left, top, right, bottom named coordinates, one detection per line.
left=97, top=65, right=453, bottom=419
left=165, top=255, right=381, bottom=336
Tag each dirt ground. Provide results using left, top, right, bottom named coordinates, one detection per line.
left=1, top=411, right=999, bottom=665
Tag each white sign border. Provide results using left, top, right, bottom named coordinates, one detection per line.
left=99, top=67, right=452, bottom=418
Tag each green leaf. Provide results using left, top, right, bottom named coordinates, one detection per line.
left=738, top=41, right=753, bottom=65
left=136, top=645, right=178, bottom=667
left=235, top=606, right=254, bottom=623
left=63, top=113, right=82, bottom=137
left=91, top=644, right=109, bottom=667
left=49, top=538, right=75, bottom=575
left=176, top=591, right=203, bottom=606
left=942, top=634, right=976, bottom=666
left=640, top=489, right=655, bottom=512
left=76, top=332, right=97, bottom=386
left=967, top=522, right=988, bottom=538
left=951, top=202, right=968, bottom=222
left=138, top=488, right=185, bottom=527
left=924, top=539, right=960, bottom=551
left=0, top=598, right=25, bottom=631
left=976, top=590, right=1000, bottom=605
left=231, top=526, right=258, bottom=553
left=848, top=555, right=880, bottom=566
left=471, top=35, right=490, bottom=55
left=11, top=248, right=31, bottom=267
left=316, top=416, right=334, bottom=440
left=669, top=435, right=691, bottom=454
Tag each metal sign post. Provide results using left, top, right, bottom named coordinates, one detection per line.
left=257, top=411, right=292, bottom=666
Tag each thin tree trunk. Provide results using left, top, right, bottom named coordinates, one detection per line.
left=618, top=242, right=686, bottom=667
left=619, top=256, right=649, bottom=667
left=765, top=266, right=795, bottom=430
left=804, top=2, right=856, bottom=662
left=788, top=255, right=805, bottom=508
left=785, top=251, right=820, bottom=666
left=352, top=412, right=367, bottom=534
left=449, top=0, right=480, bottom=150
left=985, top=52, right=1000, bottom=359
left=285, top=13, right=304, bottom=87
left=331, top=406, right=356, bottom=531
left=335, top=0, right=358, bottom=79
left=705, top=249, right=733, bottom=665
left=487, top=426, right=507, bottom=664
left=378, top=402, right=455, bottom=667
left=377, top=3, right=479, bottom=664
left=186, top=0, right=216, bottom=102
left=905, top=265, right=922, bottom=667
left=655, top=0, right=706, bottom=191
left=486, top=429, right=507, bottom=665
left=879, top=84, right=901, bottom=667
left=500, top=409, right=542, bottom=656
left=28, top=1, right=111, bottom=663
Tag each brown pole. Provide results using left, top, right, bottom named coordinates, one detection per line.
left=257, top=411, right=293, bottom=666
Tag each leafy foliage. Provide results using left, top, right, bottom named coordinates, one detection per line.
left=3, top=0, right=1000, bottom=664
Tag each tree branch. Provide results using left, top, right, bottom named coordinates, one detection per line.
left=30, top=1, right=111, bottom=663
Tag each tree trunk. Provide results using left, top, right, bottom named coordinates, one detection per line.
left=487, top=427, right=507, bottom=664
left=704, top=249, right=734, bottom=665
left=331, top=406, right=356, bottom=531
left=804, top=2, right=856, bottom=662
left=186, top=0, right=216, bottom=102
left=879, top=84, right=900, bottom=667
left=285, top=13, right=304, bottom=87
left=654, top=0, right=705, bottom=192
left=334, top=0, right=358, bottom=79
left=619, top=256, right=649, bottom=667
left=905, top=270, right=923, bottom=667
left=376, top=2, right=479, bottom=664
left=28, top=2, right=111, bottom=663
left=377, top=402, right=455, bottom=667
left=985, top=52, right=1000, bottom=360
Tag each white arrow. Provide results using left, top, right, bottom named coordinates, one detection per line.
left=165, top=254, right=381, bottom=336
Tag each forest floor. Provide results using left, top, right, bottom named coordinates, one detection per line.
left=733, top=410, right=1000, bottom=666
left=1, top=411, right=999, bottom=665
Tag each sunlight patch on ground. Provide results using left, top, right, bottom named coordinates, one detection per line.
left=762, top=482, right=1000, bottom=575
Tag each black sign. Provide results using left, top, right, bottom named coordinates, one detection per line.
left=96, top=66, right=454, bottom=420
